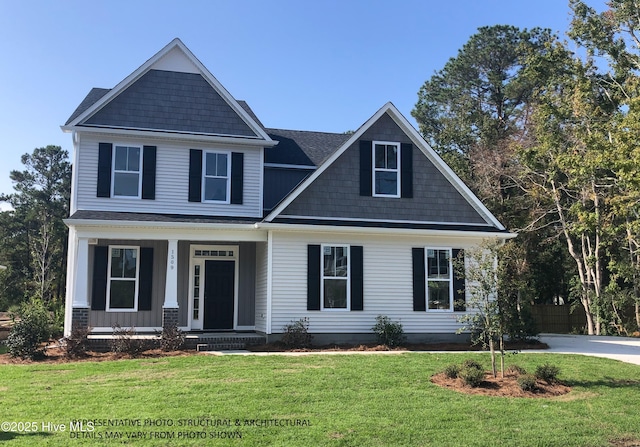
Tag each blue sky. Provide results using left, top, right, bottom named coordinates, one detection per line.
left=0, top=0, right=584, bottom=209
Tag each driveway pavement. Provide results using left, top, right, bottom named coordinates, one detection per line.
left=536, top=334, right=640, bottom=365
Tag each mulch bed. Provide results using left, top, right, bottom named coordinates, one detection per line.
left=430, top=371, right=572, bottom=398
left=0, top=339, right=548, bottom=364
left=246, top=339, right=548, bottom=353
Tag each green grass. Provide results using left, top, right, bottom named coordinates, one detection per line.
left=1, top=353, right=638, bottom=446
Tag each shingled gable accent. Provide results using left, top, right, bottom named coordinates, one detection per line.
left=61, top=39, right=274, bottom=144
left=264, top=102, right=506, bottom=231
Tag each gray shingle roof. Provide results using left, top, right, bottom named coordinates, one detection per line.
left=65, top=88, right=111, bottom=125
left=70, top=70, right=259, bottom=137
left=265, top=129, right=350, bottom=167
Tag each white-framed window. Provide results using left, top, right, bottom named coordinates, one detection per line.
left=373, top=141, right=400, bottom=197
left=112, top=145, right=142, bottom=197
left=426, top=248, right=453, bottom=311
left=106, top=246, right=139, bottom=311
left=322, top=245, right=350, bottom=310
left=202, top=151, right=230, bottom=203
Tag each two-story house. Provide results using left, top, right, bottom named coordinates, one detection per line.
left=62, top=38, right=515, bottom=345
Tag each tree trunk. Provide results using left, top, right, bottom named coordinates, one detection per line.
left=489, top=338, right=497, bottom=378
left=552, top=181, right=599, bottom=334
left=499, top=336, right=505, bottom=379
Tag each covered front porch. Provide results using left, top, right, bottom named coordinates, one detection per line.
left=64, top=217, right=269, bottom=338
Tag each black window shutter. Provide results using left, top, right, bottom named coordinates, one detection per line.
left=350, top=246, right=364, bottom=311
left=188, top=149, right=202, bottom=202
left=141, top=146, right=156, bottom=200
left=230, top=152, right=244, bottom=204
left=452, top=249, right=466, bottom=311
left=360, top=140, right=372, bottom=196
left=97, top=143, right=113, bottom=198
left=412, top=248, right=426, bottom=311
left=138, top=247, right=154, bottom=311
left=400, top=143, right=413, bottom=198
left=91, top=246, right=108, bottom=311
left=307, top=245, right=321, bottom=311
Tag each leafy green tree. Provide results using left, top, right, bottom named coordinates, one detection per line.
left=0, top=146, right=71, bottom=308
left=412, top=24, right=566, bottom=332
left=519, top=37, right=617, bottom=335
left=412, top=25, right=554, bottom=220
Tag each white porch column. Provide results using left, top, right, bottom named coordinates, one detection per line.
left=164, top=239, right=179, bottom=308
left=72, top=237, right=90, bottom=308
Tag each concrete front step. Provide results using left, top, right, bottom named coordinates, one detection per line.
left=196, top=343, right=247, bottom=352
left=185, top=334, right=265, bottom=351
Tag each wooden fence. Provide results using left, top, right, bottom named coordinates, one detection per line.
left=530, top=304, right=586, bottom=334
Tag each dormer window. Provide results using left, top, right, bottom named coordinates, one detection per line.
left=359, top=140, right=412, bottom=199
left=373, top=141, right=400, bottom=197
left=112, top=145, right=142, bottom=197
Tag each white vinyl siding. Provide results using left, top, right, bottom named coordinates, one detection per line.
left=269, top=231, right=474, bottom=334
left=75, top=135, right=262, bottom=217
left=254, top=242, right=269, bottom=333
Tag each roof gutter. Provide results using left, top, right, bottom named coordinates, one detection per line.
left=60, top=125, right=279, bottom=148
left=254, top=221, right=517, bottom=239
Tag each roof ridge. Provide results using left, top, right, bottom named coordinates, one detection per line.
left=266, top=127, right=347, bottom=136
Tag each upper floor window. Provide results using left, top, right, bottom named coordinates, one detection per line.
left=373, top=141, right=400, bottom=197
left=97, top=143, right=155, bottom=200
left=203, top=151, right=230, bottom=203
left=188, top=149, right=243, bottom=204
left=112, top=145, right=142, bottom=197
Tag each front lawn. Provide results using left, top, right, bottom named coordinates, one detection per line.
left=0, top=353, right=638, bottom=446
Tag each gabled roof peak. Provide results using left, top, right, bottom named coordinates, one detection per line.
left=62, top=39, right=275, bottom=144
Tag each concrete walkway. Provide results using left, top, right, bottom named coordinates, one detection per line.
left=205, top=334, right=640, bottom=365
left=536, top=334, right=640, bottom=366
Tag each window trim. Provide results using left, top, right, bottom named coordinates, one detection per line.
left=201, top=150, right=231, bottom=204
left=106, top=245, right=140, bottom=312
left=425, top=247, right=454, bottom=312
left=320, top=244, right=350, bottom=311
left=372, top=141, right=401, bottom=198
left=111, top=144, right=143, bottom=199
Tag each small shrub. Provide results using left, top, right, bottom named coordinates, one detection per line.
left=443, top=364, right=460, bottom=379
left=535, top=363, right=560, bottom=384
left=110, top=324, right=144, bottom=356
left=459, top=365, right=485, bottom=387
left=281, top=318, right=313, bottom=349
left=371, top=315, right=406, bottom=348
left=157, top=323, right=185, bottom=352
left=6, top=298, right=52, bottom=359
left=62, top=327, right=92, bottom=359
left=517, top=374, right=538, bottom=392
left=506, top=364, right=527, bottom=376
left=461, top=359, right=484, bottom=371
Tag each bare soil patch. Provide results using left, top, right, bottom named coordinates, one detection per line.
left=430, top=371, right=572, bottom=398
